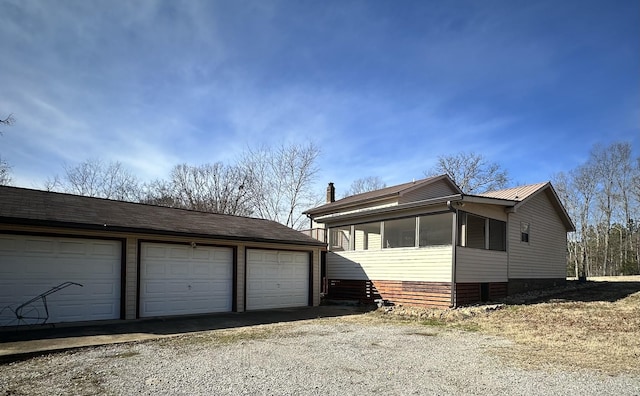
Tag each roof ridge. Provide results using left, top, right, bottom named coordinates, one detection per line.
left=336, top=174, right=444, bottom=201
left=477, top=182, right=548, bottom=196
left=0, top=185, right=286, bottom=224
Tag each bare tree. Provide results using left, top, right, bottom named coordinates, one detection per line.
left=45, top=159, right=140, bottom=201
left=425, top=152, right=509, bottom=194
left=159, top=162, right=253, bottom=216
left=552, top=171, right=581, bottom=277
left=555, top=141, right=640, bottom=277
left=0, top=113, right=15, bottom=128
left=138, top=179, right=181, bottom=208
left=0, top=113, right=15, bottom=185
left=589, top=143, right=632, bottom=275
left=242, top=142, right=321, bottom=229
left=0, top=156, right=11, bottom=186
left=343, top=176, right=387, bottom=197
left=571, top=165, right=598, bottom=277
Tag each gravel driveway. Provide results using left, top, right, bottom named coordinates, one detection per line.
left=1, top=318, right=638, bottom=395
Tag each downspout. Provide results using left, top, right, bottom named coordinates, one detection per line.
left=447, top=200, right=458, bottom=308
left=306, top=213, right=313, bottom=231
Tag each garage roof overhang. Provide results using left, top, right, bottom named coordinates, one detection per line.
left=0, top=216, right=326, bottom=247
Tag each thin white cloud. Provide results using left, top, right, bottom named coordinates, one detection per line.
left=0, top=0, right=637, bottom=192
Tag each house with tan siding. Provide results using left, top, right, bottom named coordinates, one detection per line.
left=303, top=175, right=575, bottom=308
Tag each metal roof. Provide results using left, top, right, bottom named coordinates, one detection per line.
left=476, top=182, right=548, bottom=201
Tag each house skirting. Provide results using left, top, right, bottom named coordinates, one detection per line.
left=327, top=279, right=451, bottom=308
left=327, top=279, right=535, bottom=308
left=327, top=279, right=381, bottom=302
left=454, top=282, right=508, bottom=306
left=508, top=278, right=566, bottom=295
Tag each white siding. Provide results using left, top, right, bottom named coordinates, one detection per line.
left=0, top=224, right=323, bottom=318
left=455, top=246, right=508, bottom=282
left=327, top=246, right=452, bottom=282
left=508, top=192, right=568, bottom=279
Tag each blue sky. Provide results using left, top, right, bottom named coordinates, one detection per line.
left=1, top=0, right=638, bottom=195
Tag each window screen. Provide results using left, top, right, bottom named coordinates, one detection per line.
left=419, top=213, right=452, bottom=246
left=466, top=214, right=486, bottom=249
left=384, top=217, right=416, bottom=248
left=354, top=222, right=381, bottom=250
left=489, top=219, right=506, bottom=251
left=331, top=226, right=351, bottom=250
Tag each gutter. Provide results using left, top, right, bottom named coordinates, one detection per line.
left=0, top=218, right=327, bottom=248
left=312, top=194, right=463, bottom=224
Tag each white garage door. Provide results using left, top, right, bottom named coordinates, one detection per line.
left=0, top=234, right=122, bottom=325
left=139, top=243, right=233, bottom=317
left=246, top=249, right=309, bottom=310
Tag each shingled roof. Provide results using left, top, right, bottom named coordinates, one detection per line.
left=0, top=186, right=325, bottom=246
left=304, top=174, right=460, bottom=216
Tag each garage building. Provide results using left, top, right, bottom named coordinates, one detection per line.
left=0, top=186, right=325, bottom=326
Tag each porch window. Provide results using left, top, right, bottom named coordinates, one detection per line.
left=465, top=214, right=486, bottom=249
left=330, top=226, right=351, bottom=251
left=460, top=212, right=506, bottom=251
left=419, top=213, right=452, bottom=246
left=354, top=222, right=381, bottom=250
left=383, top=217, right=416, bottom=248
left=489, top=219, right=506, bottom=251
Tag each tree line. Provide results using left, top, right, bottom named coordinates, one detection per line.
left=553, top=142, right=640, bottom=277
left=42, top=143, right=322, bottom=230
left=2, top=112, right=638, bottom=276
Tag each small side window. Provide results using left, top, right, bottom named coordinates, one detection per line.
left=521, top=222, right=530, bottom=243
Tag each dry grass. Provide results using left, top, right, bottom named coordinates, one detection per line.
left=373, top=280, right=640, bottom=376
left=471, top=293, right=640, bottom=375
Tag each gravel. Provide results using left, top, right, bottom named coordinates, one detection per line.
left=1, top=319, right=639, bottom=396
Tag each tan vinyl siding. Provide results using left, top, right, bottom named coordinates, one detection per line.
left=125, top=238, right=137, bottom=319
left=236, top=244, right=246, bottom=312
left=455, top=246, right=508, bottom=282
left=399, top=179, right=458, bottom=204
left=327, top=246, right=452, bottom=282
left=312, top=249, right=320, bottom=306
left=461, top=202, right=508, bottom=221
left=508, top=192, right=568, bottom=279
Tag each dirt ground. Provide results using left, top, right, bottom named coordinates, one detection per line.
left=375, top=277, right=640, bottom=375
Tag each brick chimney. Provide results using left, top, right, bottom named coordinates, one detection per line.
left=326, top=182, right=335, bottom=203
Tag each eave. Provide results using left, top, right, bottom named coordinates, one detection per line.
left=0, top=217, right=327, bottom=248
left=311, top=194, right=463, bottom=224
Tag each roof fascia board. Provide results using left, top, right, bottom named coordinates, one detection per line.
left=461, top=195, right=518, bottom=207
left=306, top=176, right=461, bottom=217
left=512, top=182, right=549, bottom=209
left=513, top=184, right=576, bottom=232
left=305, top=195, right=399, bottom=216
left=0, top=217, right=327, bottom=247
left=313, top=194, right=462, bottom=224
